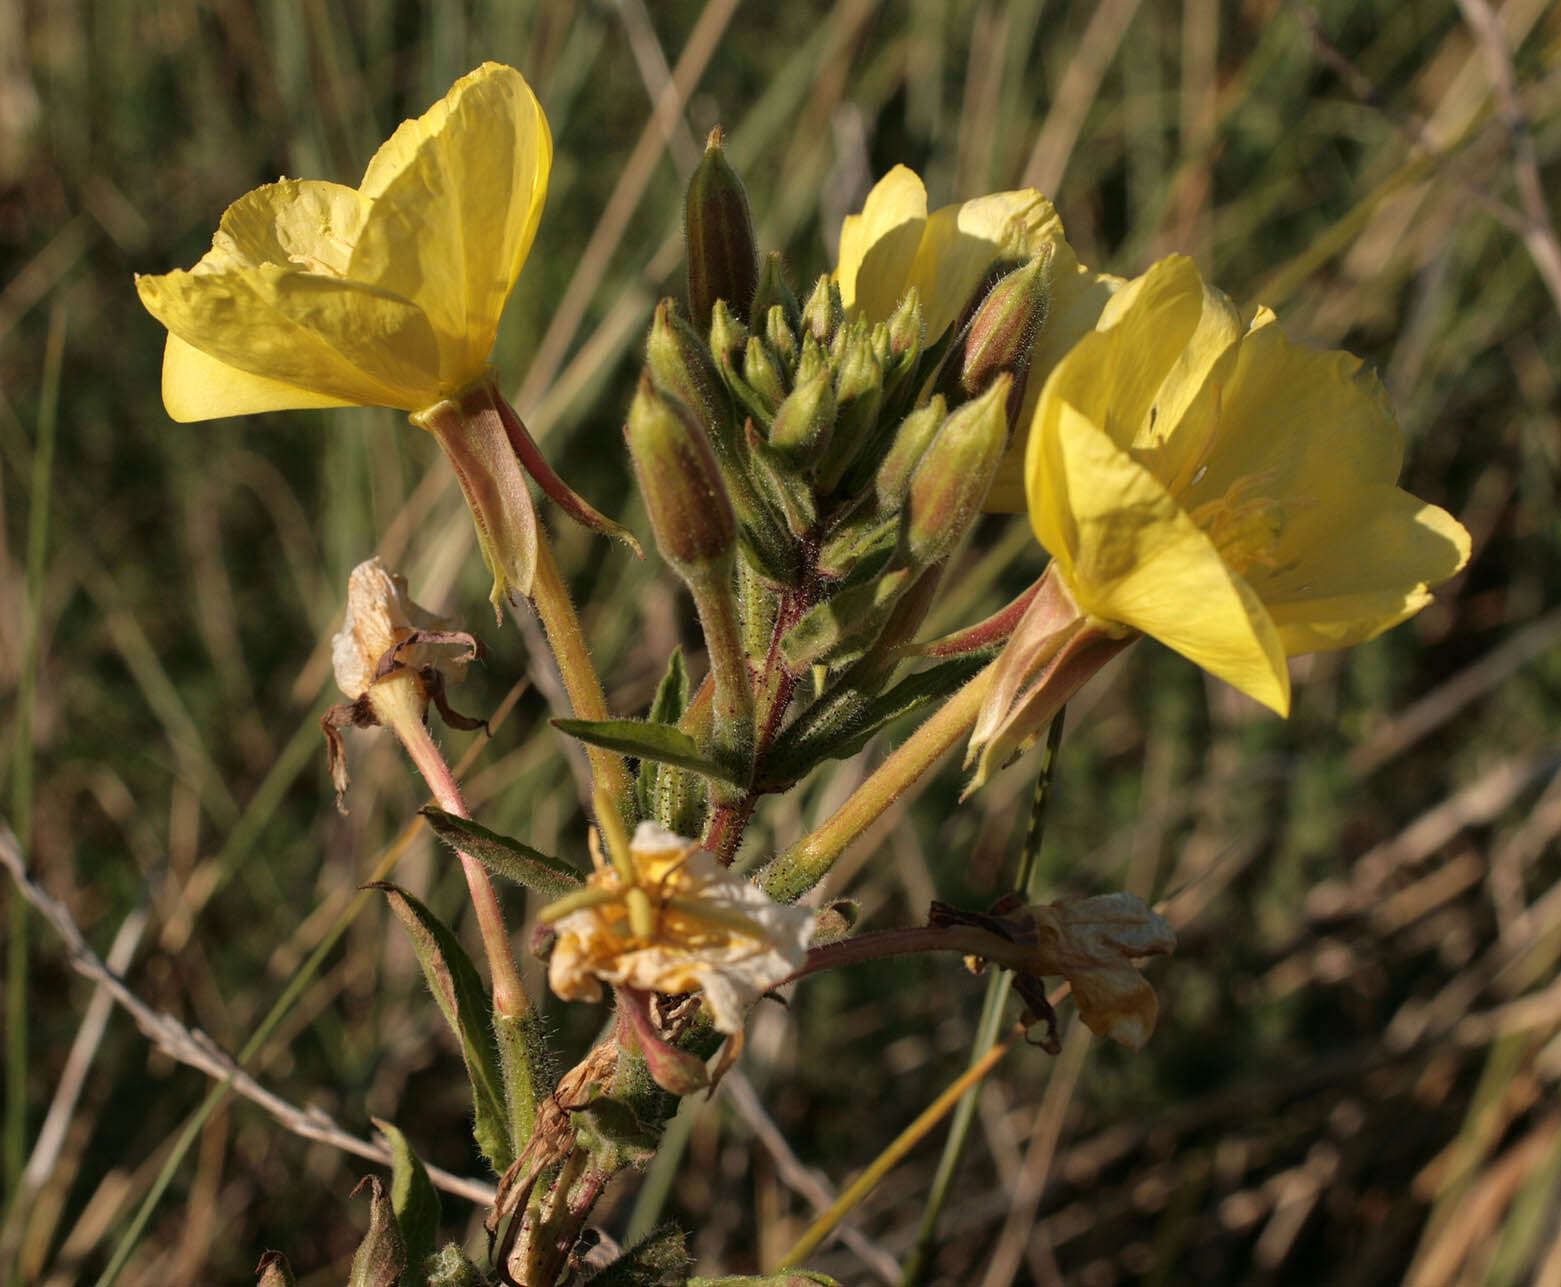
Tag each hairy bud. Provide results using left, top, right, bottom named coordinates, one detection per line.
left=902, top=375, right=1011, bottom=567
left=685, top=128, right=758, bottom=333
left=625, top=374, right=737, bottom=578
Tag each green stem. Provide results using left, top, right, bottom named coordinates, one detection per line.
left=902, top=708, right=1068, bottom=1286
left=529, top=527, right=635, bottom=811
left=758, top=660, right=996, bottom=902
left=688, top=567, right=755, bottom=780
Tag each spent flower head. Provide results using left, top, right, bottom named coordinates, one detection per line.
left=542, top=822, right=814, bottom=1034
left=322, top=557, right=483, bottom=808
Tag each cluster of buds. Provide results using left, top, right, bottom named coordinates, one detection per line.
left=624, top=132, right=1056, bottom=824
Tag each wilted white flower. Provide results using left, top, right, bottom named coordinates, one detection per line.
left=544, top=822, right=814, bottom=1034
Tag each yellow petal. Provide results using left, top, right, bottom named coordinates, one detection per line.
left=137, top=263, right=440, bottom=412
left=1262, top=488, right=1470, bottom=653
left=1030, top=389, right=1291, bottom=714
left=159, top=334, right=358, bottom=421
left=909, top=189, right=1055, bottom=341
left=201, top=179, right=371, bottom=276
left=1175, top=321, right=1402, bottom=516
left=350, top=62, right=552, bottom=387
left=835, top=164, right=927, bottom=322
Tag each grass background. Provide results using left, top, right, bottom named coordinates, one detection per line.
left=2, top=0, right=1559, bottom=1282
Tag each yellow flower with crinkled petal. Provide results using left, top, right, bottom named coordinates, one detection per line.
left=135, top=61, right=550, bottom=419
left=1024, top=254, right=1471, bottom=715
left=832, top=164, right=1120, bottom=511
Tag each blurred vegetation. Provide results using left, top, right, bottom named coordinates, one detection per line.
left=1, top=0, right=1559, bottom=1283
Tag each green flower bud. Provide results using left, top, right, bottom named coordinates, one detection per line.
left=902, top=375, right=1011, bottom=567
left=885, top=286, right=925, bottom=361
left=764, top=302, right=799, bottom=370
left=768, top=366, right=836, bottom=467
left=685, top=127, right=758, bottom=333
left=800, top=274, right=845, bottom=344
left=815, top=332, right=884, bottom=493
left=711, top=299, right=777, bottom=430
left=937, top=250, right=1052, bottom=422
left=647, top=298, right=737, bottom=457
left=875, top=396, right=947, bottom=512
left=745, top=417, right=816, bottom=536
left=749, top=250, right=801, bottom=333
left=743, top=334, right=788, bottom=417
left=795, top=333, right=827, bottom=386
left=626, top=374, right=737, bottom=578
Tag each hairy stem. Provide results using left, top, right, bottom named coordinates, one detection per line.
left=373, top=678, right=529, bottom=1020
left=529, top=528, right=636, bottom=811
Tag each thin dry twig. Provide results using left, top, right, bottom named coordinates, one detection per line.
left=615, top=0, right=702, bottom=172
left=0, top=820, right=497, bottom=1208
left=1455, top=0, right=1561, bottom=316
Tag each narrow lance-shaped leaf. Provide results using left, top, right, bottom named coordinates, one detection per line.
left=372, top=884, right=514, bottom=1172
left=763, top=654, right=989, bottom=786
left=552, top=717, right=747, bottom=786
left=374, top=1120, right=439, bottom=1285
left=420, top=807, right=583, bottom=899
left=580, top=1223, right=691, bottom=1286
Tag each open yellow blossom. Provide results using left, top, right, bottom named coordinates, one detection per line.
left=832, top=164, right=1119, bottom=509
left=543, top=822, right=814, bottom=1034
left=136, top=62, right=549, bottom=419
left=1022, top=254, right=1470, bottom=717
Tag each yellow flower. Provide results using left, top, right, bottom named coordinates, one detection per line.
left=542, top=822, right=814, bottom=1034
left=832, top=164, right=1119, bottom=510
left=135, top=62, right=550, bottom=419
left=1021, top=254, right=1470, bottom=717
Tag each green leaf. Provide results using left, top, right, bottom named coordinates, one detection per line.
left=765, top=654, right=988, bottom=783
left=419, top=807, right=583, bottom=899
left=647, top=647, right=691, bottom=725
left=637, top=649, right=692, bottom=817
left=348, top=1176, right=405, bottom=1287
left=552, top=718, right=745, bottom=786
left=780, top=567, right=914, bottom=668
left=372, top=884, right=513, bottom=1173
left=374, top=1120, right=439, bottom=1286
left=581, top=1223, right=690, bottom=1286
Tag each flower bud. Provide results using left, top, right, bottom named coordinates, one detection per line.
left=710, top=299, right=775, bottom=430
left=768, top=366, right=836, bottom=467
left=875, top=396, right=947, bottom=512
left=648, top=298, right=738, bottom=453
left=764, top=302, right=798, bottom=370
left=685, top=127, right=757, bottom=333
left=742, top=335, right=787, bottom=417
left=749, top=250, right=801, bottom=333
left=937, top=250, right=1051, bottom=420
left=902, top=375, right=1011, bottom=567
left=815, top=332, right=884, bottom=492
left=800, top=274, right=845, bottom=345
left=625, top=374, right=737, bottom=579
